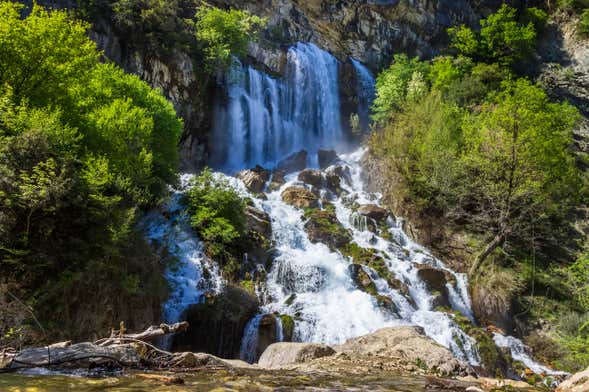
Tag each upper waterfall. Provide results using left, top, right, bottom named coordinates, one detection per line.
left=211, top=43, right=343, bottom=171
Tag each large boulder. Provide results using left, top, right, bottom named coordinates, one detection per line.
left=557, top=367, right=589, bottom=392
left=318, top=149, right=339, bottom=169
left=304, top=208, right=352, bottom=250
left=416, top=265, right=453, bottom=309
left=298, top=169, right=323, bottom=188
left=357, top=204, right=390, bottom=223
left=334, top=326, right=471, bottom=376
left=243, top=205, right=273, bottom=267
left=276, top=150, right=307, bottom=174
left=258, top=342, right=335, bottom=369
left=236, top=166, right=271, bottom=193
left=172, top=286, right=259, bottom=359
left=268, top=169, right=286, bottom=192
left=281, top=187, right=319, bottom=209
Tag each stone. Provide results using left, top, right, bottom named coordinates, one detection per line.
left=245, top=205, right=272, bottom=240
left=281, top=187, right=319, bottom=209
left=268, top=170, right=286, bottom=192
left=298, top=169, right=323, bottom=188
left=357, top=204, right=389, bottom=222
left=416, top=266, right=451, bottom=309
left=348, top=264, right=377, bottom=296
left=304, top=208, right=352, bottom=250
left=236, top=166, right=271, bottom=193
left=276, top=150, right=308, bottom=174
left=324, top=172, right=342, bottom=195
left=243, top=205, right=273, bottom=267
left=334, top=326, right=471, bottom=376
left=318, top=149, right=339, bottom=168
left=557, top=367, right=589, bottom=392
left=258, top=342, right=336, bottom=369
left=255, top=314, right=279, bottom=362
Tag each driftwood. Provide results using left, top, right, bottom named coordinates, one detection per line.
left=0, top=322, right=190, bottom=372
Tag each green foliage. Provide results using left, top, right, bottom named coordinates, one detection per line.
left=372, top=54, right=429, bottom=124
left=449, top=5, right=545, bottom=67
left=195, top=5, right=266, bottom=69
left=0, top=1, right=181, bottom=337
left=185, top=168, right=247, bottom=274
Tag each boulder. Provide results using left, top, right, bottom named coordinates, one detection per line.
left=236, top=165, right=271, bottom=193
left=348, top=264, right=377, bottom=296
left=258, top=342, right=335, bottom=369
left=557, top=367, right=589, bottom=392
left=298, top=169, right=323, bottom=188
left=255, top=314, right=279, bottom=362
left=416, top=266, right=451, bottom=309
left=318, top=149, right=339, bottom=169
left=243, top=205, right=273, bottom=267
left=245, top=205, right=271, bottom=240
left=357, top=204, right=389, bottom=223
left=281, top=187, right=319, bottom=209
left=268, top=169, right=286, bottom=192
left=324, top=172, right=342, bottom=195
left=335, top=326, right=471, bottom=376
left=172, top=286, right=259, bottom=359
left=276, top=150, right=307, bottom=174
left=304, top=208, right=352, bottom=250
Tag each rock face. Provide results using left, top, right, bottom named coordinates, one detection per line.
left=258, top=342, right=336, bottom=369
left=243, top=204, right=273, bottom=267
left=357, top=204, right=390, bottom=222
left=237, top=166, right=271, bottom=193
left=557, top=367, right=589, bottom=392
left=276, top=150, right=308, bottom=174
left=281, top=187, right=319, bottom=209
left=348, top=264, right=377, bottom=295
left=298, top=169, right=323, bottom=188
left=173, top=286, right=259, bottom=358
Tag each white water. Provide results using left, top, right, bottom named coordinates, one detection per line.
left=493, top=334, right=568, bottom=376
left=351, top=58, right=376, bottom=131
left=211, top=43, right=343, bottom=171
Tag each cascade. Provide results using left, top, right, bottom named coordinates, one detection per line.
left=150, top=42, right=561, bottom=375
left=211, top=43, right=343, bottom=171
left=351, top=58, right=376, bottom=132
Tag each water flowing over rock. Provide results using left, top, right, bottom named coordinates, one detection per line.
left=557, top=367, right=589, bottom=392
left=281, top=187, right=319, bottom=209
left=236, top=166, right=271, bottom=193
left=318, top=149, right=340, bottom=169
left=357, top=204, right=390, bottom=222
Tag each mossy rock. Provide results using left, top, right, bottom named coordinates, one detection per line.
left=303, top=206, right=352, bottom=250
left=349, top=264, right=378, bottom=296
left=279, top=314, right=295, bottom=342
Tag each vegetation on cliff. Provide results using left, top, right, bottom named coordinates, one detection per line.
left=369, top=4, right=589, bottom=371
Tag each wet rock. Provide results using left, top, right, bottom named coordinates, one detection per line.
left=348, top=264, right=378, bottom=296
left=256, top=314, right=279, bottom=362
left=173, top=286, right=259, bottom=359
left=268, top=169, right=286, bottom=192
left=258, top=342, right=336, bottom=369
left=318, top=149, right=339, bottom=168
left=244, top=205, right=273, bottom=267
left=334, top=326, right=472, bottom=376
left=357, top=204, right=390, bottom=222
left=324, top=171, right=342, bottom=195
left=236, top=165, right=271, bottom=193
left=375, top=295, right=399, bottom=316
left=276, top=150, right=308, bottom=174
left=557, top=366, right=589, bottom=392
left=279, top=314, right=295, bottom=342
left=416, top=266, right=451, bottom=309
left=245, top=205, right=271, bottom=240
left=327, top=165, right=352, bottom=186
left=281, top=187, right=319, bottom=209
left=304, top=208, right=352, bottom=250
left=298, top=169, right=323, bottom=188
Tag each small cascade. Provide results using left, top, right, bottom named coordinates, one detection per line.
left=275, top=315, right=284, bottom=343
left=211, top=43, right=343, bottom=171
left=351, top=58, right=376, bottom=132
left=239, top=314, right=263, bottom=363
left=493, top=334, right=568, bottom=376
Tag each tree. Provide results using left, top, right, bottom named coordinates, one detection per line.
left=195, top=5, right=266, bottom=69
left=463, top=79, right=581, bottom=275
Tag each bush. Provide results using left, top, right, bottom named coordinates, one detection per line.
left=185, top=169, right=247, bottom=270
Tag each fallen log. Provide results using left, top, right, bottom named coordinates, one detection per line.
left=1, top=322, right=189, bottom=372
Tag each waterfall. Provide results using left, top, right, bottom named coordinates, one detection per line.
left=239, top=314, right=263, bottom=363
left=211, top=43, right=343, bottom=171
left=351, top=58, right=376, bottom=132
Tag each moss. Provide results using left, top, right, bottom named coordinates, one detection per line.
left=280, top=314, right=295, bottom=341
left=240, top=280, right=256, bottom=295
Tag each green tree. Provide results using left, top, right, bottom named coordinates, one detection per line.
left=463, top=79, right=581, bottom=275
left=195, top=5, right=266, bottom=69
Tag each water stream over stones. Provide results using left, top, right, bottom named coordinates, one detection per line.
left=147, top=42, right=559, bottom=376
